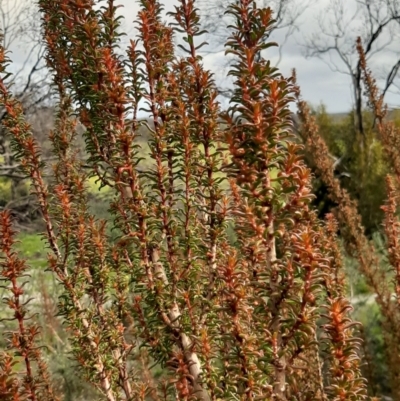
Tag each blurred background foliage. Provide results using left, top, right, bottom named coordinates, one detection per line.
left=306, top=104, right=391, bottom=237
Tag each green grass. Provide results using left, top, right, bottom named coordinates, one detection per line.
left=14, top=232, right=48, bottom=269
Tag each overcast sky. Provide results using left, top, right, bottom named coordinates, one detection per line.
left=115, top=0, right=360, bottom=113
left=5, top=0, right=400, bottom=114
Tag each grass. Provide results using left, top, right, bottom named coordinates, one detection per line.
left=14, top=232, right=48, bottom=269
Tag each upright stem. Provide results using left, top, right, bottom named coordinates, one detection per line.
left=268, top=225, right=286, bottom=400
left=150, top=249, right=210, bottom=401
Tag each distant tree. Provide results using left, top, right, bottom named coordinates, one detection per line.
left=0, top=0, right=49, bottom=109
left=0, top=0, right=53, bottom=214
left=303, top=0, right=400, bottom=140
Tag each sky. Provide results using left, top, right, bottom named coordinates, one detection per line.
left=5, top=0, right=400, bottom=114
left=114, top=0, right=359, bottom=113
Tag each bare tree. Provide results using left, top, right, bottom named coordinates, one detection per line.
left=0, top=0, right=50, bottom=109
left=0, top=0, right=52, bottom=210
left=303, top=0, right=400, bottom=139
left=197, top=0, right=314, bottom=97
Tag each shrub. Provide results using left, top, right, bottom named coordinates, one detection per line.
left=1, top=0, right=400, bottom=400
